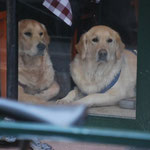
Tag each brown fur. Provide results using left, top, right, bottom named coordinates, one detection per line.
left=18, top=19, right=60, bottom=104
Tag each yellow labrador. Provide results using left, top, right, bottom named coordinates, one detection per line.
left=18, top=19, right=60, bottom=104
left=57, top=25, right=137, bottom=107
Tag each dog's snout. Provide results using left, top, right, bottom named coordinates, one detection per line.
left=37, top=43, right=46, bottom=51
left=98, top=49, right=107, bottom=61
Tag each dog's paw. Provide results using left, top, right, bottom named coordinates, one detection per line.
left=56, top=99, right=72, bottom=104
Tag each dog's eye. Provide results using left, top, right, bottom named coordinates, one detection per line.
left=107, top=38, right=113, bottom=43
left=24, top=32, right=32, bottom=37
left=39, top=32, right=43, bottom=36
left=92, top=37, right=99, bottom=42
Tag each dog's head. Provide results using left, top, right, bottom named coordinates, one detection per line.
left=76, top=26, right=125, bottom=63
left=18, top=19, right=50, bottom=56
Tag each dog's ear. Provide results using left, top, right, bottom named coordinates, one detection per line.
left=75, top=33, right=88, bottom=59
left=41, top=23, right=50, bottom=45
left=18, top=21, right=23, bottom=36
left=115, top=33, right=125, bottom=59
left=18, top=21, right=21, bottom=28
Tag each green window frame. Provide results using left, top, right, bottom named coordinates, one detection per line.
left=86, top=0, right=150, bottom=131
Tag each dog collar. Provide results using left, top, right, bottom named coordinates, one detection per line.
left=18, top=81, right=48, bottom=95
left=80, top=49, right=136, bottom=95
left=79, top=70, right=121, bottom=96
left=100, top=49, right=136, bottom=93
left=100, top=70, right=121, bottom=93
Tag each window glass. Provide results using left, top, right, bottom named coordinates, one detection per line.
left=0, top=0, right=138, bottom=119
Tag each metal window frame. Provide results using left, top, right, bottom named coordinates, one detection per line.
left=1, top=0, right=150, bottom=147
left=6, top=0, right=18, bottom=100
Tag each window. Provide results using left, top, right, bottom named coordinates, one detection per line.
left=1, top=0, right=150, bottom=131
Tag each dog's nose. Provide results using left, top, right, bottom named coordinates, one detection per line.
left=98, top=49, right=107, bottom=61
left=37, top=43, right=46, bottom=51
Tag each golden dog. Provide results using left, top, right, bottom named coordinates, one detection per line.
left=57, top=25, right=137, bottom=107
left=18, top=19, right=60, bottom=104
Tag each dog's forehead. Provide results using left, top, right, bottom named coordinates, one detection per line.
left=20, top=21, right=43, bottom=32
left=89, top=26, right=115, bottom=38
left=27, top=23, right=42, bottom=31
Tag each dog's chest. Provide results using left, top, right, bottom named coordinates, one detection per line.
left=19, top=57, right=54, bottom=88
left=71, top=61, right=105, bottom=94
left=71, top=57, right=121, bottom=94
left=19, top=66, right=44, bottom=85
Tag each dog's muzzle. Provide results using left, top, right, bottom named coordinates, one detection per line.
left=37, top=43, right=46, bottom=56
left=97, top=49, right=107, bottom=62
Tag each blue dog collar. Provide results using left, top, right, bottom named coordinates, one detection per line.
left=80, top=49, right=136, bottom=95
left=100, top=70, right=121, bottom=93
left=100, top=49, right=136, bottom=93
